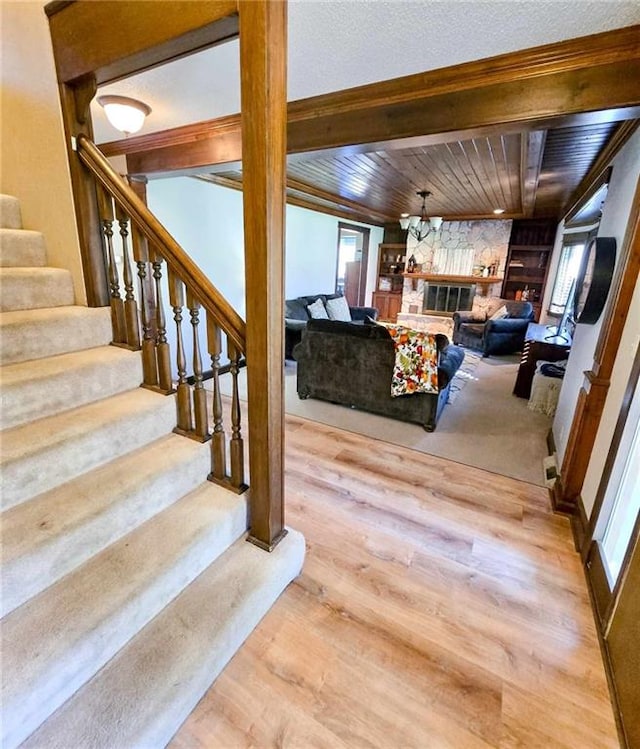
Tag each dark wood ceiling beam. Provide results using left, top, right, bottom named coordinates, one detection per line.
left=287, top=60, right=640, bottom=155
left=285, top=177, right=394, bottom=222
left=521, top=130, right=546, bottom=218
left=46, top=0, right=239, bottom=85
left=109, top=25, right=640, bottom=177
left=195, top=175, right=387, bottom=226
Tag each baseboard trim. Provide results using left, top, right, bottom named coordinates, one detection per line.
left=546, top=427, right=556, bottom=457
left=582, top=559, right=629, bottom=749
left=549, top=478, right=574, bottom=516
left=571, top=494, right=589, bottom=553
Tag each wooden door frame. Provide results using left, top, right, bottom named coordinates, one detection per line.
left=553, top=176, right=640, bottom=515
left=584, top=344, right=640, bottom=620
left=335, top=221, right=370, bottom=306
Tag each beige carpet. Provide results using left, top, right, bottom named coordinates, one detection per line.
left=221, top=354, right=552, bottom=487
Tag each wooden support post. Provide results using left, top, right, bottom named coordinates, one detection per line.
left=58, top=75, right=109, bottom=307
left=239, top=0, right=287, bottom=550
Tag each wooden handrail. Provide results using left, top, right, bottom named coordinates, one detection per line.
left=76, top=134, right=246, bottom=353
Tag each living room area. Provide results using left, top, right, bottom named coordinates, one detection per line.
left=148, top=161, right=620, bottom=486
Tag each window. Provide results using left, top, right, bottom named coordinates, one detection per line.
left=548, top=239, right=586, bottom=315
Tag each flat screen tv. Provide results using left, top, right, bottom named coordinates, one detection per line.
left=545, top=277, right=576, bottom=343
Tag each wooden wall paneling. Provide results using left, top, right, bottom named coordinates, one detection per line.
left=45, top=0, right=239, bottom=85
left=521, top=130, right=546, bottom=217
left=238, top=0, right=288, bottom=551
left=564, top=121, right=639, bottom=221
left=534, top=122, right=621, bottom=217
left=557, top=179, right=640, bottom=510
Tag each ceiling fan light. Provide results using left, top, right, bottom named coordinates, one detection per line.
left=97, top=95, right=151, bottom=135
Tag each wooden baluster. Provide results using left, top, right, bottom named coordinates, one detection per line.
left=115, top=204, right=141, bottom=350
left=96, top=185, right=125, bottom=344
left=169, top=269, right=193, bottom=435
left=228, top=340, right=248, bottom=493
left=187, top=289, right=210, bottom=441
left=207, top=318, right=227, bottom=483
left=151, top=247, right=174, bottom=394
left=131, top=224, right=158, bottom=389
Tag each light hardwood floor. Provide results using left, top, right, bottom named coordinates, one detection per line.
left=170, top=414, right=619, bottom=749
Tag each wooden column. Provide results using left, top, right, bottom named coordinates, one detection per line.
left=555, top=179, right=640, bottom=512
left=238, top=0, right=287, bottom=550
left=58, top=76, right=109, bottom=307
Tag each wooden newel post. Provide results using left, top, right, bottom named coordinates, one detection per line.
left=57, top=75, right=110, bottom=307
left=239, top=0, right=287, bottom=551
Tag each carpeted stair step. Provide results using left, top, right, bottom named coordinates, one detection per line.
left=20, top=529, right=305, bottom=749
left=0, top=229, right=47, bottom=267
left=0, top=267, right=75, bottom=312
left=0, top=194, right=22, bottom=229
left=1, top=388, right=176, bottom=510
left=0, top=345, right=142, bottom=430
left=0, top=306, right=112, bottom=365
left=1, top=483, right=249, bottom=749
left=1, top=434, right=212, bottom=617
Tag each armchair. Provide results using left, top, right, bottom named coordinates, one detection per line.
left=452, top=299, right=534, bottom=356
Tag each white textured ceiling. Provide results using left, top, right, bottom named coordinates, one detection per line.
left=92, top=0, right=640, bottom=142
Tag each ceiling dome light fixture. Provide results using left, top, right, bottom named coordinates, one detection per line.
left=97, top=95, right=151, bottom=136
left=399, top=190, right=443, bottom=242
left=493, top=208, right=505, bottom=215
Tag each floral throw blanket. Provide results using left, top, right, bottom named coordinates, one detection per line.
left=384, top=325, right=440, bottom=397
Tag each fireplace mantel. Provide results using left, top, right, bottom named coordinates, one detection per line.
left=402, top=273, right=502, bottom=283
left=402, top=273, right=502, bottom=292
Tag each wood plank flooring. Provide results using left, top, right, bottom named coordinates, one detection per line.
left=170, top=415, right=619, bottom=749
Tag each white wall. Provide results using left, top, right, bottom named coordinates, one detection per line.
left=553, top=128, right=640, bottom=466
left=147, top=176, right=384, bottom=312
left=1, top=1, right=85, bottom=303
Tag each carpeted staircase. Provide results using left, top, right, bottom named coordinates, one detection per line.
left=0, top=194, right=304, bottom=748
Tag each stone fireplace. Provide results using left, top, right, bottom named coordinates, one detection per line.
left=395, top=219, right=512, bottom=336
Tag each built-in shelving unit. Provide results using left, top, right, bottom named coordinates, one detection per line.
left=372, top=243, right=405, bottom=321
left=501, top=219, right=556, bottom=321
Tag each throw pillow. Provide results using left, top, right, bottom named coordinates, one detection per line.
left=489, top=304, right=509, bottom=321
left=325, top=295, right=352, bottom=322
left=385, top=326, right=440, bottom=397
left=307, top=297, right=329, bottom=319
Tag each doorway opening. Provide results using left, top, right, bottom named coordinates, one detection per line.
left=335, top=223, right=370, bottom=307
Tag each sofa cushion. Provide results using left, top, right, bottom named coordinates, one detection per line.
left=325, top=295, right=352, bottom=322
left=489, top=304, right=509, bottom=321
left=306, top=318, right=391, bottom=340
left=307, top=297, right=329, bottom=319
left=285, top=298, right=310, bottom=321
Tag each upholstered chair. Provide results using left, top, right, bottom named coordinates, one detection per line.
left=452, top=299, right=534, bottom=356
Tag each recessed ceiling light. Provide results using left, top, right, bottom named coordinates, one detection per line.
left=493, top=208, right=505, bottom=215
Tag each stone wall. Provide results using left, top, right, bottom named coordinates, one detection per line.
left=401, top=219, right=512, bottom=314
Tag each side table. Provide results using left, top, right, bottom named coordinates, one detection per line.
left=513, top=323, right=572, bottom=399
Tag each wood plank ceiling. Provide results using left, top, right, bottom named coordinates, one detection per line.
left=200, top=118, right=633, bottom=227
